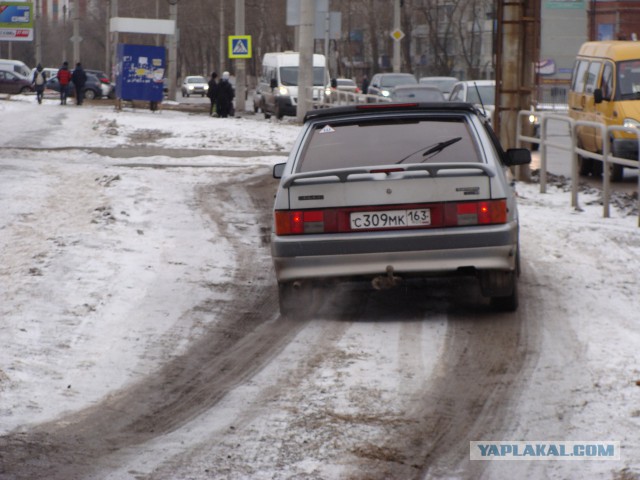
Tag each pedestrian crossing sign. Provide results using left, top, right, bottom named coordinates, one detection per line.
left=228, top=35, right=252, bottom=59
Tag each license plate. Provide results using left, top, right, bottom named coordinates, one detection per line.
left=350, top=209, right=431, bottom=230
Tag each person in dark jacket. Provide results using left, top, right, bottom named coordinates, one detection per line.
left=32, top=64, right=47, bottom=104
left=361, top=74, right=370, bottom=95
left=71, top=62, right=87, bottom=105
left=207, top=72, right=218, bottom=117
left=216, top=71, right=235, bottom=118
left=56, top=61, right=72, bottom=105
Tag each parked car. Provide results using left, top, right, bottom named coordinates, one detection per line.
left=270, top=102, right=531, bottom=317
left=85, top=69, right=115, bottom=99
left=45, top=72, right=105, bottom=100
left=30, top=67, right=58, bottom=83
left=181, top=75, right=208, bottom=97
left=568, top=40, right=640, bottom=181
left=0, top=70, right=32, bottom=94
left=389, top=84, right=446, bottom=102
left=324, top=78, right=360, bottom=102
left=418, top=76, right=459, bottom=99
left=448, top=80, right=496, bottom=122
left=448, top=80, right=495, bottom=107
left=366, top=73, right=417, bottom=98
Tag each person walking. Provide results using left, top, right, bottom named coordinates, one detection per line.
left=216, top=71, right=235, bottom=118
left=71, top=62, right=87, bottom=106
left=56, top=61, right=72, bottom=105
left=361, top=74, right=370, bottom=95
left=207, top=72, right=218, bottom=117
left=32, top=64, right=47, bottom=104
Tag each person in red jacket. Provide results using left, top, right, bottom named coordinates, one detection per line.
left=56, top=61, right=72, bottom=105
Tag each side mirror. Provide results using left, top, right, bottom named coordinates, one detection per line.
left=505, top=148, right=532, bottom=166
left=594, top=88, right=603, bottom=104
left=330, top=78, right=337, bottom=88
left=273, top=163, right=286, bottom=179
left=269, top=78, right=278, bottom=89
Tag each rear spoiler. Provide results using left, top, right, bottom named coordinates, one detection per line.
left=281, top=162, right=495, bottom=188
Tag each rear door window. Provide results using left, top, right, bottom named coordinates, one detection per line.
left=297, top=116, right=481, bottom=173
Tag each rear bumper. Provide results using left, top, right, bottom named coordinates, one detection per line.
left=271, top=222, right=518, bottom=282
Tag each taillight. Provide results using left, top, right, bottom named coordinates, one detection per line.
left=275, top=210, right=325, bottom=235
left=274, top=200, right=507, bottom=235
left=444, top=200, right=507, bottom=226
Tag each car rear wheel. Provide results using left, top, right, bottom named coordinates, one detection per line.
left=479, top=269, right=519, bottom=312
left=84, top=89, right=96, bottom=100
left=278, top=282, right=313, bottom=318
left=489, top=275, right=519, bottom=312
left=578, top=154, right=593, bottom=176
left=19, top=86, right=31, bottom=94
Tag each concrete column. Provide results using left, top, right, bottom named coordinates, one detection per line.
left=296, top=0, right=314, bottom=123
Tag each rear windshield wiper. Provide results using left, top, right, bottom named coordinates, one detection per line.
left=396, top=137, right=462, bottom=164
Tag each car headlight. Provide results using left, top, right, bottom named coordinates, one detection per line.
left=278, top=86, right=289, bottom=95
left=529, top=113, right=538, bottom=124
left=381, top=90, right=391, bottom=97
left=325, top=87, right=332, bottom=96
left=188, top=85, right=194, bottom=91
left=623, top=118, right=640, bottom=129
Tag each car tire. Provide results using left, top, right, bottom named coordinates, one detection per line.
left=479, top=269, right=518, bottom=312
left=278, top=282, right=313, bottom=318
left=19, top=86, right=31, bottom=94
left=489, top=274, right=519, bottom=312
left=84, top=89, right=96, bottom=100
left=611, top=163, right=624, bottom=182
left=578, top=154, right=593, bottom=176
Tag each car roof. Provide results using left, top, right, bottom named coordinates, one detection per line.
left=393, top=85, right=442, bottom=91
left=419, top=76, right=459, bottom=81
left=304, top=102, right=483, bottom=122
left=455, top=80, right=495, bottom=87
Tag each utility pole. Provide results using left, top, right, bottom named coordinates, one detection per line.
left=393, top=0, right=401, bottom=73
left=72, top=0, right=81, bottom=64
left=62, top=4, right=67, bottom=61
left=167, top=0, right=178, bottom=101
left=296, top=0, right=314, bottom=123
left=219, top=1, right=224, bottom=74
left=108, top=0, right=118, bottom=81
left=235, top=0, right=246, bottom=113
left=34, top=0, right=41, bottom=65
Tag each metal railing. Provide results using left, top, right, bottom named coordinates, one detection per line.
left=517, top=110, right=640, bottom=226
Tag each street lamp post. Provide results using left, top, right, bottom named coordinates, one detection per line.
left=167, top=0, right=178, bottom=101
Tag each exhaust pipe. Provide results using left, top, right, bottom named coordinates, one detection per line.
left=371, top=265, right=402, bottom=290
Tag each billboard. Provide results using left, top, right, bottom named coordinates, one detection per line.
left=116, top=44, right=165, bottom=102
left=0, top=2, right=33, bottom=41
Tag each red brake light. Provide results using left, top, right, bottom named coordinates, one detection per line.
left=275, top=200, right=507, bottom=235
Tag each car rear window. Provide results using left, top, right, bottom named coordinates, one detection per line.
left=297, top=116, right=482, bottom=173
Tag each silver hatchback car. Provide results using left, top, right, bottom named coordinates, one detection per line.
left=271, top=103, right=531, bottom=316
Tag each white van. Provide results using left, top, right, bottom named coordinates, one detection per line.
left=0, top=59, right=31, bottom=78
left=255, top=51, right=329, bottom=119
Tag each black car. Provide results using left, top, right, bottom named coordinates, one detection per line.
left=45, top=72, right=105, bottom=100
